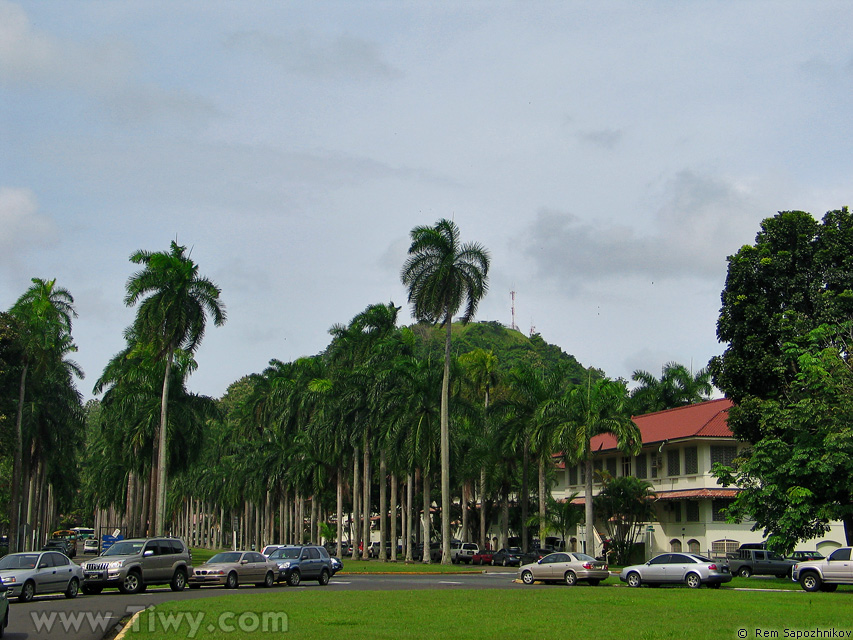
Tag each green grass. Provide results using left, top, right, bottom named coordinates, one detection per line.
left=122, top=585, right=853, bottom=639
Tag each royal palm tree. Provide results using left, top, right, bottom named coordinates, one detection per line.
left=124, top=241, right=226, bottom=535
left=630, top=362, right=713, bottom=414
left=544, top=376, right=641, bottom=557
left=401, top=219, right=490, bottom=563
left=8, top=278, right=78, bottom=551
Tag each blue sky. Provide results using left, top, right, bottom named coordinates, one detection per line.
left=2, top=1, right=852, bottom=399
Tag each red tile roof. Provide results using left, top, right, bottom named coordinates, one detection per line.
left=566, top=488, right=740, bottom=505
left=590, top=398, right=734, bottom=452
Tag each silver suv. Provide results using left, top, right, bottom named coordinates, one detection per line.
left=792, top=546, right=853, bottom=592
left=82, top=538, right=192, bottom=595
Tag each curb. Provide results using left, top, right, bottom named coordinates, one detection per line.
left=112, top=608, right=147, bottom=640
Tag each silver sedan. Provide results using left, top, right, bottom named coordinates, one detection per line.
left=189, top=551, right=277, bottom=589
left=518, top=552, right=610, bottom=586
left=620, top=552, right=732, bottom=588
left=0, top=551, right=84, bottom=602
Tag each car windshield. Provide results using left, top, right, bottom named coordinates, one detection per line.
left=270, top=548, right=301, bottom=560
left=208, top=552, right=243, bottom=564
left=103, top=541, right=145, bottom=556
left=0, top=553, right=39, bottom=570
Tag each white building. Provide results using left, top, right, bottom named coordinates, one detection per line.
left=551, top=398, right=845, bottom=559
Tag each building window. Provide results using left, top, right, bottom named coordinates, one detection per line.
left=672, top=502, right=682, bottom=523
left=622, top=457, right=631, bottom=477
left=636, top=453, right=647, bottom=479
left=687, top=539, right=700, bottom=554
left=606, top=457, right=617, bottom=478
left=651, top=454, right=662, bottom=479
left=667, top=449, right=680, bottom=476
left=711, top=539, right=739, bottom=556
left=712, top=499, right=733, bottom=522
left=710, top=445, right=737, bottom=468
left=684, top=446, right=698, bottom=475
left=568, top=465, right=577, bottom=486
left=670, top=539, right=682, bottom=553
left=686, top=501, right=699, bottom=522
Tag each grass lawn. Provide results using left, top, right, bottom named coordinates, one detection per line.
left=122, top=584, right=853, bottom=640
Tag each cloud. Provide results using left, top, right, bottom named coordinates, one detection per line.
left=224, top=29, right=402, bottom=80
left=0, top=187, right=57, bottom=257
left=523, top=170, right=764, bottom=288
left=576, top=128, right=625, bottom=150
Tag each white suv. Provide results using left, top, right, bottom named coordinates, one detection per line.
left=792, top=547, right=853, bottom=592
left=450, top=542, right=479, bottom=564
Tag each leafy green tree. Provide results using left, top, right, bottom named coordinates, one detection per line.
left=124, top=241, right=226, bottom=535
left=594, top=475, right=656, bottom=565
left=714, top=324, right=853, bottom=548
left=401, top=219, right=490, bottom=564
left=630, top=362, right=712, bottom=415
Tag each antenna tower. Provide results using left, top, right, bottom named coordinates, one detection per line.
left=510, top=290, right=518, bottom=331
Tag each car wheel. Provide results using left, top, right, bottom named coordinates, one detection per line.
left=19, top=580, right=35, bottom=603
left=225, top=572, right=239, bottom=589
left=264, top=571, right=275, bottom=588
left=170, top=569, right=187, bottom=592
left=119, top=571, right=142, bottom=595
left=685, top=572, right=702, bottom=589
left=490, top=559, right=495, bottom=566
left=502, top=558, right=507, bottom=567
left=564, top=571, right=578, bottom=586
left=820, top=584, right=838, bottom=592
left=800, top=572, right=822, bottom=592
left=521, top=570, right=535, bottom=585
left=738, top=567, right=752, bottom=578
left=287, top=571, right=301, bottom=587
left=319, top=569, right=330, bottom=586
left=65, top=578, right=79, bottom=599
left=626, top=572, right=642, bottom=588
left=82, top=585, right=103, bottom=595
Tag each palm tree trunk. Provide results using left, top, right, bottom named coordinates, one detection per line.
left=405, top=471, right=414, bottom=562
left=10, top=363, right=28, bottom=552
left=479, top=467, right=487, bottom=550
left=500, top=484, right=509, bottom=550
left=310, top=495, right=317, bottom=545
left=336, top=466, right=344, bottom=558
left=585, top=454, right=595, bottom=556
left=361, top=435, right=370, bottom=561
left=461, top=480, right=469, bottom=543
left=155, top=349, right=173, bottom=536
left=21, top=448, right=33, bottom=550
left=522, top=438, right=529, bottom=552
left=422, top=472, right=431, bottom=564
left=538, top=458, right=547, bottom=548
left=440, top=320, right=452, bottom=564
left=379, top=449, right=387, bottom=562
left=352, top=447, right=360, bottom=557
left=390, top=472, right=397, bottom=562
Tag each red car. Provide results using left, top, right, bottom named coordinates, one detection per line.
left=472, top=549, right=496, bottom=565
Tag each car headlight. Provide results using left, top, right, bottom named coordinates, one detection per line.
left=107, top=561, right=124, bottom=570
left=1, top=576, right=15, bottom=583
left=277, top=561, right=291, bottom=569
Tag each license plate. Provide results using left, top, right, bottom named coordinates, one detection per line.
left=85, top=572, right=103, bottom=579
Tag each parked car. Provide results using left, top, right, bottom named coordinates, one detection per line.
left=787, top=551, right=824, bottom=562
left=83, top=539, right=99, bottom=555
left=47, top=530, right=78, bottom=558
left=792, top=547, right=853, bottom=592
left=491, top=548, right=523, bottom=567
left=189, top=551, right=276, bottom=589
left=520, top=546, right=556, bottom=566
left=620, top=553, right=732, bottom=589
left=0, top=551, right=84, bottom=602
left=450, top=542, right=479, bottom=564
left=261, top=545, right=286, bottom=558
left=268, top=545, right=333, bottom=586
left=472, top=549, right=496, bottom=566
left=518, top=552, right=609, bottom=586
left=81, top=537, right=192, bottom=595
left=0, top=581, right=8, bottom=636
left=41, top=539, right=74, bottom=557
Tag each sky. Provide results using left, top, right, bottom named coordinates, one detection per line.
left=2, top=1, right=852, bottom=401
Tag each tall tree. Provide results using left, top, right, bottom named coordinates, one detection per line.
left=124, top=241, right=226, bottom=535
left=401, top=219, right=490, bottom=563
left=630, top=362, right=712, bottom=415
left=594, top=475, right=656, bottom=565
left=8, top=278, right=78, bottom=551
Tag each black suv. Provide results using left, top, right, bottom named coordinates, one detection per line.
left=268, top=545, right=332, bottom=586
left=82, top=538, right=192, bottom=594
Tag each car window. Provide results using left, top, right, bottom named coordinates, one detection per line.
left=144, top=541, right=160, bottom=555
left=754, top=551, right=766, bottom=560
left=38, top=554, right=55, bottom=569
left=648, top=554, right=671, bottom=565
left=251, top=553, right=266, bottom=563
left=104, top=541, right=144, bottom=556
left=309, top=548, right=321, bottom=560
left=540, top=553, right=559, bottom=564
left=168, top=540, right=185, bottom=554
left=272, top=548, right=301, bottom=560
left=768, top=552, right=783, bottom=560
left=829, top=548, right=851, bottom=562
left=463, top=544, right=477, bottom=551
left=52, top=553, right=70, bottom=566
left=157, top=541, right=174, bottom=555
left=317, top=547, right=330, bottom=559
left=669, top=554, right=693, bottom=564
left=573, top=553, right=596, bottom=563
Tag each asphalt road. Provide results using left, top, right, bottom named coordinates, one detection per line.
left=3, top=569, right=522, bottom=640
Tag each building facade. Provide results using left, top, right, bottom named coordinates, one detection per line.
left=551, top=398, right=846, bottom=559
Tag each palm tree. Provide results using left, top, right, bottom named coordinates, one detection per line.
left=545, top=376, right=641, bottom=557
left=124, top=241, right=226, bottom=535
left=8, top=278, right=78, bottom=551
left=401, top=219, right=490, bottom=563
left=630, top=362, right=713, bottom=414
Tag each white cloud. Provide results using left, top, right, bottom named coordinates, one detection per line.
left=0, top=187, right=57, bottom=257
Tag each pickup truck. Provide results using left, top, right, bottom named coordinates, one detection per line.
left=726, top=549, right=796, bottom=578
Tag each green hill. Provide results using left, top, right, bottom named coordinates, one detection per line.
left=410, top=320, right=600, bottom=385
